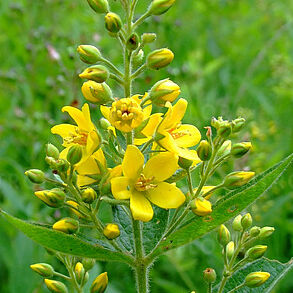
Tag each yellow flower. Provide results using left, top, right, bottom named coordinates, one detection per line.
left=51, top=104, right=100, bottom=164
left=156, top=98, right=201, bottom=160
left=191, top=197, right=212, bottom=216
left=111, top=145, right=185, bottom=222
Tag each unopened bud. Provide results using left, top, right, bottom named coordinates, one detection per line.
left=231, top=142, right=252, bottom=158
left=259, top=227, right=275, bottom=239
left=82, top=258, right=96, bottom=271
left=90, top=272, right=108, bottom=293
left=197, top=140, right=212, bottom=161
left=241, top=213, right=252, bottom=230
left=81, top=187, right=97, bottom=204
left=103, top=223, right=120, bottom=240
left=232, top=215, right=243, bottom=232
left=44, top=279, right=68, bottom=293
left=203, top=268, right=216, bottom=283
left=178, top=156, right=193, bottom=170
left=25, top=169, right=45, bottom=184
left=218, top=224, right=230, bottom=246
left=126, top=33, right=140, bottom=51
left=77, top=45, right=102, bottom=64
left=53, top=217, right=79, bottom=234
left=249, top=226, right=261, bottom=237
left=217, top=140, right=231, bottom=157
left=79, top=65, right=109, bottom=83
left=75, top=262, right=85, bottom=284
left=66, top=200, right=86, bottom=218
left=245, top=245, right=267, bottom=260
left=105, top=12, right=122, bottom=33
left=142, top=33, right=157, bottom=44
left=244, top=272, right=270, bottom=288
left=55, top=159, right=70, bottom=172
left=46, top=144, right=60, bottom=160
left=223, top=171, right=255, bottom=189
left=147, top=48, right=174, bottom=70
left=149, top=0, right=176, bottom=15
left=99, top=118, right=111, bottom=130
left=67, top=145, right=83, bottom=165
left=87, top=0, right=109, bottom=14
left=30, top=263, right=54, bottom=278
left=226, top=241, right=235, bottom=260
left=82, top=81, right=113, bottom=104
left=132, top=49, right=144, bottom=67
left=34, top=188, right=65, bottom=208
left=217, top=122, right=232, bottom=138
left=231, top=117, right=246, bottom=133
left=191, top=198, right=212, bottom=216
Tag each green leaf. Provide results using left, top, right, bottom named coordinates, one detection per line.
left=0, top=210, right=133, bottom=264
left=153, top=153, right=293, bottom=255
left=216, top=257, right=293, bottom=293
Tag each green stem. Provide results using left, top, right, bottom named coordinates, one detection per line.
left=140, top=138, right=154, bottom=153
left=64, top=256, right=83, bottom=293
left=131, top=63, right=147, bottom=79
left=208, top=283, right=212, bottom=293
left=109, top=73, right=124, bottom=85
left=126, top=131, right=134, bottom=145
left=100, top=57, right=123, bottom=77
left=101, top=196, right=130, bottom=206
left=218, top=276, right=229, bottom=293
left=133, top=11, right=151, bottom=29
left=227, top=283, right=245, bottom=293
left=53, top=271, right=71, bottom=280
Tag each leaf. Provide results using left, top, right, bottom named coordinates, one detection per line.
left=152, top=153, right=293, bottom=256
left=216, top=257, right=293, bottom=293
left=0, top=210, right=133, bottom=264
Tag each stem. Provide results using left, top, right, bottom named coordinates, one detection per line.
left=53, top=271, right=71, bottom=280
left=109, top=73, right=124, bottom=85
left=133, top=11, right=151, bottom=29
left=100, top=57, right=123, bottom=77
left=131, top=63, right=147, bottom=79
left=208, top=283, right=212, bottom=293
left=227, top=283, right=245, bottom=293
left=64, top=256, right=83, bottom=293
left=218, top=276, right=229, bottom=293
left=140, top=138, right=154, bottom=153
left=126, top=131, right=133, bottom=145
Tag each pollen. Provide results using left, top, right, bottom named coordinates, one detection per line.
left=135, top=174, right=157, bottom=191
left=64, top=128, right=88, bottom=146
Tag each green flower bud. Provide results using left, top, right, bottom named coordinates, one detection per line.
left=34, top=188, right=65, bottom=208
left=241, top=213, right=252, bottom=230
left=126, top=33, right=140, bottom=51
left=147, top=48, right=174, bottom=70
left=75, top=262, right=86, bottom=284
left=259, top=227, right=275, bottom=239
left=79, top=65, right=110, bottom=83
left=44, top=279, right=68, bottom=293
left=142, top=33, right=157, bottom=44
left=45, top=156, right=58, bottom=168
left=67, top=145, right=83, bottom=165
left=218, top=224, right=230, bottom=246
left=99, top=118, right=111, bottom=130
left=86, top=0, right=109, bottom=14
left=53, top=217, right=79, bottom=234
left=82, top=258, right=96, bottom=271
left=226, top=241, right=235, bottom=260
left=46, top=144, right=60, bottom=160
left=132, top=49, right=144, bottom=67
left=25, top=169, right=45, bottom=184
left=66, top=200, right=87, bottom=219
left=217, top=122, right=232, bottom=138
left=231, top=117, right=246, bottom=133
left=55, top=159, right=70, bottom=173
left=178, top=156, right=193, bottom=170
left=244, top=272, right=270, bottom=288
left=90, top=272, right=108, bottom=293
left=30, top=263, right=54, bottom=278
left=103, top=223, right=120, bottom=240
left=249, top=226, right=261, bottom=237
left=203, top=268, right=217, bottom=284
left=82, top=81, right=113, bottom=104
left=197, top=140, right=212, bottom=161
left=105, top=12, right=122, bottom=33
left=81, top=187, right=97, bottom=204
left=77, top=45, right=102, bottom=64
left=217, top=140, right=231, bottom=157
left=232, top=215, right=243, bottom=232
left=149, top=0, right=176, bottom=15
left=223, top=171, right=255, bottom=189
left=245, top=245, right=267, bottom=260
left=191, top=197, right=212, bottom=216
left=231, top=142, right=252, bottom=158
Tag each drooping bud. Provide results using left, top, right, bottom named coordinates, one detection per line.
left=75, top=262, right=86, bottom=284
left=105, top=12, right=122, bottom=33
left=203, top=268, right=217, bottom=284
left=67, top=145, right=83, bottom=165
left=245, top=245, right=267, bottom=260
left=178, top=156, right=193, bottom=170
left=77, top=45, right=102, bottom=64
left=149, top=0, right=176, bottom=15
left=149, top=78, right=180, bottom=106
left=132, top=49, right=144, bottom=67
left=218, top=224, right=230, bottom=246
left=82, top=258, right=96, bottom=271
left=226, top=241, right=235, bottom=260
left=146, top=48, right=174, bottom=70
left=191, top=198, right=212, bottom=216
left=223, top=171, right=255, bottom=189
left=217, top=140, right=231, bottom=157
left=86, top=0, right=109, bottom=14
left=30, top=263, right=54, bottom=278
left=79, top=65, right=110, bottom=83
left=249, top=226, right=261, bottom=237
left=232, top=215, right=243, bottom=232
left=241, top=213, right=252, bottom=230
left=217, top=121, right=232, bottom=138
left=231, top=117, right=246, bottom=133
left=53, top=217, right=79, bottom=234
left=126, top=33, right=140, bottom=51
left=44, top=279, right=68, bottom=293
left=81, top=187, right=97, bottom=204
left=103, top=223, right=120, bottom=240
left=34, top=188, right=65, bottom=208
left=25, top=169, right=45, bottom=184
left=231, top=142, right=252, bottom=158
left=66, top=200, right=86, bottom=218
left=259, top=227, right=275, bottom=239
left=82, top=81, right=113, bottom=104
left=46, top=144, right=60, bottom=160
left=244, top=272, right=270, bottom=288
left=90, top=272, right=108, bottom=293
left=142, top=33, right=157, bottom=44
left=197, top=140, right=212, bottom=161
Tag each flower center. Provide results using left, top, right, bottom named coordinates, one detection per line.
left=64, top=128, right=88, bottom=146
left=168, top=125, right=192, bottom=140
left=135, top=174, right=157, bottom=191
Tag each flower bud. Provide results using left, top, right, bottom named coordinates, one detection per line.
left=241, top=213, right=252, bottom=230
left=218, top=224, right=230, bottom=246
left=232, top=215, right=243, bottom=232
left=81, top=187, right=97, bottom=204
left=99, top=118, right=111, bottom=130
left=66, top=200, right=86, bottom=218
left=231, top=117, right=246, bottom=133
left=149, top=0, right=176, bottom=15
left=75, top=262, right=86, bottom=284
left=30, top=263, right=54, bottom=277
left=249, top=226, right=261, bottom=237
left=197, top=140, right=212, bottom=161
left=245, top=245, right=267, bottom=260
left=44, top=279, right=68, bottom=293
left=149, top=78, right=180, bottom=106
left=126, top=33, right=140, bottom=51
left=55, top=159, right=70, bottom=173
left=46, top=144, right=60, bottom=160
left=217, top=140, right=231, bottom=157
left=67, top=145, right=83, bottom=165
left=103, top=223, right=120, bottom=240
left=226, top=241, right=235, bottom=260
left=217, top=122, right=232, bottom=138
left=82, top=81, right=113, bottom=104
left=259, top=227, right=275, bottom=239
left=142, top=33, right=157, bottom=44
left=105, top=12, right=122, bottom=33
left=82, top=258, right=96, bottom=271
left=87, top=0, right=109, bottom=13
left=132, top=49, right=144, bottom=67
left=34, top=188, right=65, bottom=208
left=203, top=268, right=216, bottom=284
left=79, top=65, right=110, bottom=83
left=77, top=45, right=102, bottom=64
left=191, top=198, right=212, bottom=216
left=147, top=48, right=174, bottom=70
left=223, top=171, right=255, bottom=189
left=231, top=142, right=252, bottom=158
left=25, top=169, right=45, bottom=184
left=90, top=272, right=108, bottom=293
left=178, top=156, right=193, bottom=170
left=244, top=272, right=270, bottom=288
left=53, top=217, right=79, bottom=234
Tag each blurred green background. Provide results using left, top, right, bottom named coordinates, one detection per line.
left=0, top=0, right=293, bottom=292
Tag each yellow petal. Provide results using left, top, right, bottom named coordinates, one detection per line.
left=111, top=177, right=131, bottom=199
left=170, top=98, right=187, bottom=127
left=130, top=190, right=153, bottom=222
left=171, top=124, right=201, bottom=148
left=143, top=152, right=178, bottom=182
left=177, top=148, right=200, bottom=161
left=122, top=145, right=144, bottom=180
left=147, top=182, right=185, bottom=209
left=62, top=105, right=88, bottom=130
left=92, top=148, right=106, bottom=168
left=85, top=130, right=100, bottom=158
left=157, top=131, right=180, bottom=154
left=142, top=113, right=163, bottom=137
left=157, top=102, right=173, bottom=131
left=81, top=103, right=94, bottom=130
left=77, top=175, right=97, bottom=187
left=193, top=186, right=216, bottom=200
left=51, top=124, right=77, bottom=138
left=100, top=105, right=110, bottom=120
left=109, top=165, right=122, bottom=179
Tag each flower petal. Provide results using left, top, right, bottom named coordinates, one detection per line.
left=62, top=106, right=88, bottom=130
left=100, top=105, right=110, bottom=120
left=122, top=145, right=144, bottom=180
left=111, top=177, right=131, bottom=199
left=171, top=124, right=201, bottom=147
left=157, top=131, right=180, bottom=154
left=170, top=98, right=187, bottom=126
left=147, top=182, right=185, bottom=209
left=143, top=152, right=178, bottom=182
left=177, top=148, right=200, bottom=161
left=130, top=190, right=153, bottom=222
left=142, top=113, right=162, bottom=137
left=51, top=124, right=77, bottom=139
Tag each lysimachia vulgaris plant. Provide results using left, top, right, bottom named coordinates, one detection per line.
left=2, top=0, right=293, bottom=293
